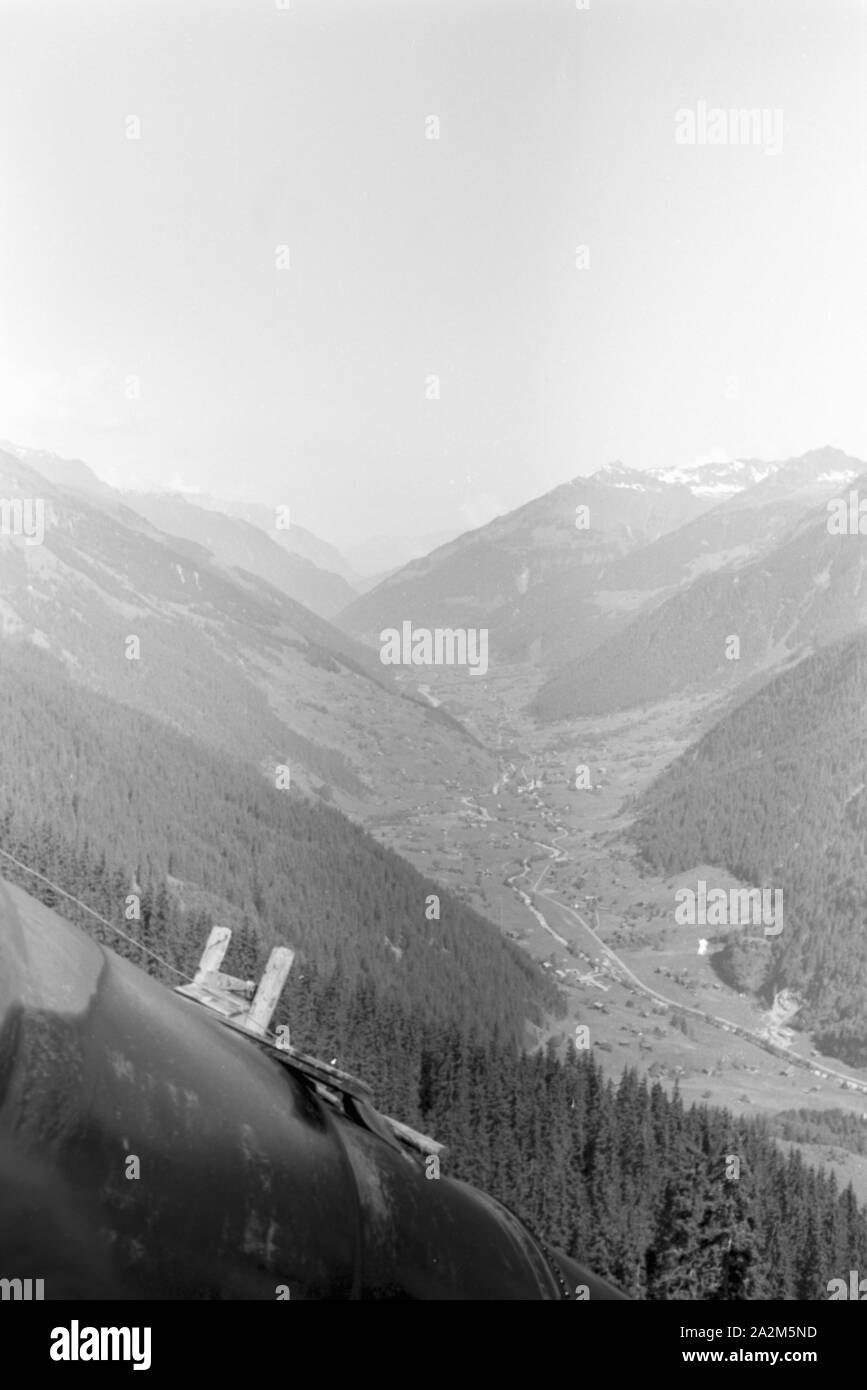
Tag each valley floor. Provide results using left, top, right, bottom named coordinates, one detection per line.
left=352, top=664, right=867, bottom=1204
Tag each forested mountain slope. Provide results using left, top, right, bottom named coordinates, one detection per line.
left=0, top=640, right=546, bottom=1054
left=632, top=630, right=867, bottom=1063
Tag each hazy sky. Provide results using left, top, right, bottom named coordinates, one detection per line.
left=0, top=0, right=864, bottom=546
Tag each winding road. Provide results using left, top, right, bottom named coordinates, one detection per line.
left=499, top=779, right=867, bottom=1097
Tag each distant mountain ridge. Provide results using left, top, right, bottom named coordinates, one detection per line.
left=186, top=491, right=360, bottom=586
left=646, top=456, right=783, bottom=499
left=343, top=530, right=461, bottom=579
left=338, top=448, right=866, bottom=693
left=0, top=440, right=363, bottom=610
left=337, top=464, right=710, bottom=650
left=121, top=490, right=356, bottom=618
left=0, top=446, right=491, bottom=810
left=0, top=440, right=116, bottom=500
left=532, top=447, right=867, bottom=718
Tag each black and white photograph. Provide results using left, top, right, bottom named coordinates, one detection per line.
left=0, top=0, right=866, bottom=1351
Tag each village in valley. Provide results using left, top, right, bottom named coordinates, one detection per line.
left=355, top=664, right=867, bottom=1202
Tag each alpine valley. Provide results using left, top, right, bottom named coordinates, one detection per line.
left=6, top=442, right=867, bottom=1297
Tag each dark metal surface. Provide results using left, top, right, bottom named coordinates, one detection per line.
left=0, top=879, right=627, bottom=1300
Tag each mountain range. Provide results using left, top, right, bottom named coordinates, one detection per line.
left=338, top=462, right=711, bottom=655
left=0, top=445, right=490, bottom=811
left=121, top=490, right=357, bottom=618
left=337, top=448, right=867, bottom=710
left=533, top=448, right=866, bottom=719
left=5, top=435, right=867, bottom=1291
